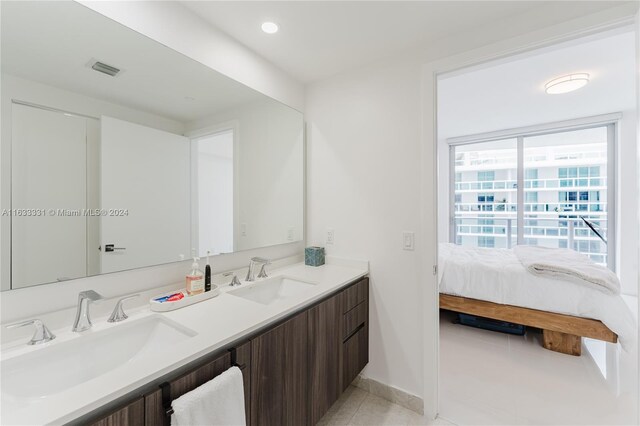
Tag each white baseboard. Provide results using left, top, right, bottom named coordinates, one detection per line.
left=352, top=375, right=424, bottom=415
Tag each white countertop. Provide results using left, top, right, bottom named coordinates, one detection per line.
left=1, top=259, right=368, bottom=425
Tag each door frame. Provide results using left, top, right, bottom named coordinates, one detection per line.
left=420, top=14, right=638, bottom=421
left=186, top=120, right=240, bottom=255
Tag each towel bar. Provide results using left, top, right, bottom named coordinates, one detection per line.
left=159, top=360, right=244, bottom=424
left=160, top=381, right=173, bottom=425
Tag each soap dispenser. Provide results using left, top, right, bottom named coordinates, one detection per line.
left=186, top=257, right=205, bottom=296
left=205, top=251, right=212, bottom=292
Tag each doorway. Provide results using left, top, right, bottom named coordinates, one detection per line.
left=430, top=27, right=639, bottom=425
left=191, top=128, right=236, bottom=256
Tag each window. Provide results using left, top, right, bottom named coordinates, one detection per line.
left=477, top=171, right=495, bottom=181
left=478, top=236, right=495, bottom=248
left=525, top=192, right=538, bottom=212
left=452, top=138, right=517, bottom=249
left=478, top=171, right=495, bottom=190
left=451, top=121, right=614, bottom=268
left=477, top=193, right=494, bottom=211
left=478, top=218, right=495, bottom=234
left=525, top=168, right=539, bottom=189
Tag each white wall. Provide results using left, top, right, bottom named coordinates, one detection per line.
left=636, top=9, right=640, bottom=406
left=78, top=1, right=304, bottom=112
left=306, top=61, right=425, bottom=398
left=617, top=110, right=639, bottom=295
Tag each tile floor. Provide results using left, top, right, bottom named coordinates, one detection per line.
left=439, top=310, right=639, bottom=425
left=320, top=304, right=637, bottom=426
left=318, top=385, right=455, bottom=426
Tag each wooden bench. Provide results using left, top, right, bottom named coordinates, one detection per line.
left=440, top=293, right=617, bottom=356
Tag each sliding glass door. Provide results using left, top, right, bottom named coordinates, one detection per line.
left=523, top=127, right=610, bottom=265
left=451, top=120, right=615, bottom=268
left=452, top=139, right=517, bottom=249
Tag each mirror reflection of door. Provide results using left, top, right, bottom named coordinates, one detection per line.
left=11, top=103, right=100, bottom=288
left=193, top=129, right=235, bottom=256
left=100, top=116, right=191, bottom=273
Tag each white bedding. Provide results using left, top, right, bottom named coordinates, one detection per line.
left=438, top=243, right=636, bottom=347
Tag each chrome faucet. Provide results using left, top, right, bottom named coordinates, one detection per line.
left=72, top=290, right=103, bottom=332
left=224, top=271, right=242, bottom=286
left=108, top=294, right=140, bottom=323
left=6, top=319, right=56, bottom=345
left=245, top=257, right=271, bottom=282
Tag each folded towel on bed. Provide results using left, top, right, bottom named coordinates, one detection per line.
left=513, top=245, right=620, bottom=294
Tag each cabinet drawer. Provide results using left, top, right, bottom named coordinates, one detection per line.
left=342, top=278, right=368, bottom=314
left=342, top=325, right=368, bottom=391
left=343, top=301, right=367, bottom=340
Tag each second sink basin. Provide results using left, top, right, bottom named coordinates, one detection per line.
left=1, top=315, right=196, bottom=400
left=228, top=276, right=317, bottom=305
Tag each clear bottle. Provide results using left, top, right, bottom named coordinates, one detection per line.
left=186, top=257, right=205, bottom=296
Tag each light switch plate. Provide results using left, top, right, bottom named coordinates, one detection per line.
left=403, top=231, right=415, bottom=250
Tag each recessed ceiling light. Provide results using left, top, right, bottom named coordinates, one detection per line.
left=261, top=22, right=279, bottom=34
left=545, top=73, right=590, bottom=94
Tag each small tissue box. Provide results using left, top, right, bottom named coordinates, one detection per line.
left=305, top=246, right=325, bottom=267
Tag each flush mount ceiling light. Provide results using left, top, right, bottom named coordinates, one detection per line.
left=545, top=73, right=589, bottom=94
left=261, top=22, right=279, bottom=34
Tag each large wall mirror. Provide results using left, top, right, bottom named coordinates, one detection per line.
left=0, top=2, right=304, bottom=290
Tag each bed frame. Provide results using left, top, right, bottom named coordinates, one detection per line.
left=440, top=294, right=617, bottom=356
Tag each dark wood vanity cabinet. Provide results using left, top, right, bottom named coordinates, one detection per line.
left=308, top=294, right=342, bottom=425
left=83, top=277, right=368, bottom=426
left=251, top=277, right=369, bottom=426
left=341, top=278, right=369, bottom=391
left=250, top=310, right=308, bottom=426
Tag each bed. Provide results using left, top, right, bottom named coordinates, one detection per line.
left=438, top=243, right=636, bottom=356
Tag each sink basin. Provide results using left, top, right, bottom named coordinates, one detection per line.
left=228, top=276, right=317, bottom=305
left=1, top=315, right=196, bottom=400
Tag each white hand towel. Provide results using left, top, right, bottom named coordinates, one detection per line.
left=513, top=245, right=620, bottom=294
left=171, top=366, right=246, bottom=426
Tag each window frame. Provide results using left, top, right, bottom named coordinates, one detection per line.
left=448, top=113, right=619, bottom=270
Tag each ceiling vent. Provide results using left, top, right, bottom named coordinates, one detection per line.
left=91, top=61, right=120, bottom=77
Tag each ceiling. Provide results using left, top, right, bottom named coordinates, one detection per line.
left=181, top=1, right=632, bottom=83
left=1, top=1, right=268, bottom=123
left=437, top=30, right=637, bottom=140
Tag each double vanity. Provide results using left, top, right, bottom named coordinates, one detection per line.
left=0, top=3, right=359, bottom=425
left=1, top=260, right=369, bottom=425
